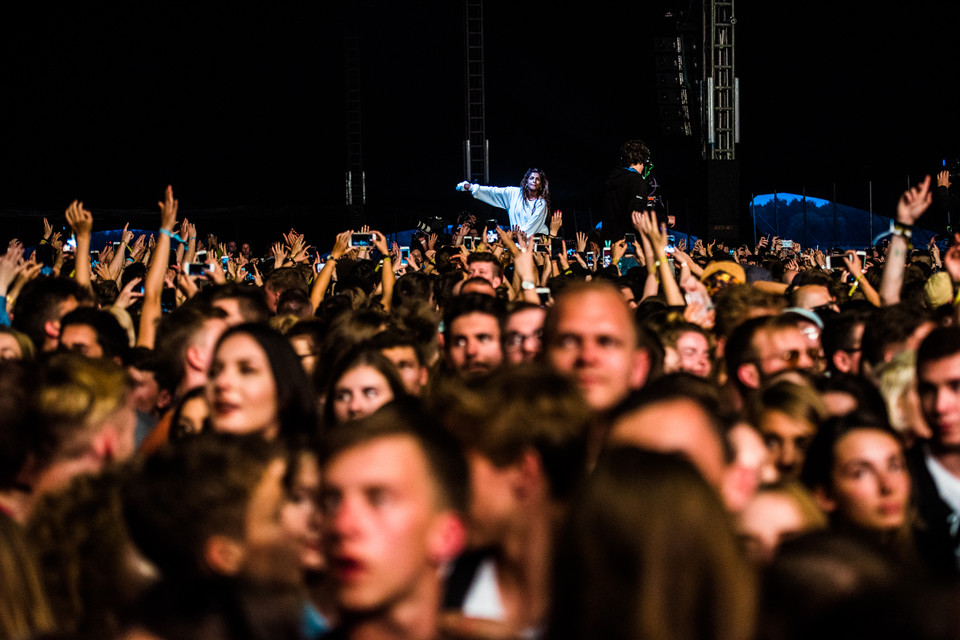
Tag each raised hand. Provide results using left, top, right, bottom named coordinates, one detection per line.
left=842, top=251, right=864, bottom=280
left=575, top=231, right=587, bottom=253
left=938, top=170, right=952, bottom=190
left=114, top=278, right=144, bottom=309
left=65, top=201, right=93, bottom=236
left=549, top=210, right=563, bottom=236
left=331, top=230, right=352, bottom=259
left=896, top=175, right=932, bottom=225
left=271, top=242, right=288, bottom=265
left=158, top=185, right=178, bottom=230
left=0, top=245, right=25, bottom=294
left=42, top=217, right=53, bottom=241
left=179, top=219, right=195, bottom=243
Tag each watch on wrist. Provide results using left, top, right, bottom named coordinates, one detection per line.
left=521, top=280, right=536, bottom=290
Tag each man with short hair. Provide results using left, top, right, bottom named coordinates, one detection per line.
left=3, top=353, right=135, bottom=522
left=600, top=139, right=651, bottom=241
left=466, top=253, right=503, bottom=289
left=453, top=276, right=497, bottom=298
left=264, top=267, right=309, bottom=315
left=203, top=282, right=271, bottom=325
left=59, top=307, right=131, bottom=364
left=725, top=314, right=818, bottom=408
left=913, top=326, right=960, bottom=576
left=370, top=327, right=430, bottom=396
left=437, top=364, right=591, bottom=638
left=502, top=302, right=545, bottom=365
left=443, top=293, right=505, bottom=379
left=542, top=281, right=651, bottom=413
left=321, top=398, right=468, bottom=640
left=123, top=433, right=304, bottom=639
left=12, top=277, right=86, bottom=353
left=607, top=373, right=731, bottom=490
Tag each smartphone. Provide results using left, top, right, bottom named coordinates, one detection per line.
left=825, top=254, right=843, bottom=270
left=624, top=233, right=636, bottom=256
left=602, top=247, right=612, bottom=267
left=567, top=248, right=578, bottom=258
left=195, top=250, right=208, bottom=261
left=485, top=221, right=498, bottom=243
left=535, top=287, right=551, bottom=305
left=314, top=262, right=324, bottom=273
left=463, top=236, right=475, bottom=250
left=400, top=246, right=410, bottom=266
left=350, top=233, right=375, bottom=247
left=221, top=256, right=229, bottom=266
left=535, top=240, right=550, bottom=254
left=586, top=251, right=595, bottom=267
left=782, top=240, right=794, bottom=248
left=112, top=241, right=121, bottom=249
left=184, top=262, right=211, bottom=276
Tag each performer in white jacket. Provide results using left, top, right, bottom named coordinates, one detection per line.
left=457, top=168, right=551, bottom=237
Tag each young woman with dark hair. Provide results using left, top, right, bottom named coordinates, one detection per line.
left=207, top=322, right=318, bottom=442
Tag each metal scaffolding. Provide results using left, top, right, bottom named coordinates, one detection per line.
left=345, top=31, right=365, bottom=221
left=705, top=0, right=738, bottom=160
left=463, top=0, right=489, bottom=184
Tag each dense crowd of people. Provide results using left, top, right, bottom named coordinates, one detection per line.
left=1, top=165, right=960, bottom=640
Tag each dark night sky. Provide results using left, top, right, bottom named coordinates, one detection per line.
left=1, top=0, right=957, bottom=243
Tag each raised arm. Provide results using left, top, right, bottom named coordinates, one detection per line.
left=636, top=210, right=684, bottom=306
left=137, top=185, right=178, bottom=348
left=372, top=231, right=395, bottom=311
left=65, top=200, right=94, bottom=293
left=311, top=231, right=351, bottom=312
left=880, top=176, right=931, bottom=306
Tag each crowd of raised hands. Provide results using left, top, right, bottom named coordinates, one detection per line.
left=4, top=176, right=959, bottom=336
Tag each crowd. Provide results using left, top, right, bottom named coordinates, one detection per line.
left=1, top=167, right=960, bottom=640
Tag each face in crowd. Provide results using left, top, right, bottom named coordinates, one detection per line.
left=321, top=434, right=463, bottom=617
left=544, top=285, right=647, bottom=412
left=207, top=332, right=281, bottom=439
left=446, top=312, right=503, bottom=378
left=330, top=365, right=396, bottom=424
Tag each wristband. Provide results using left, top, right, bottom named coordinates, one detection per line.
left=159, top=228, right=186, bottom=244
left=954, top=287, right=960, bottom=307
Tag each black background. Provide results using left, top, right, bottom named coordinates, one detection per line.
left=1, top=0, right=957, bottom=248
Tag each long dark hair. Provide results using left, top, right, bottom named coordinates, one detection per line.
left=521, top=167, right=550, bottom=215
left=212, top=323, right=318, bottom=441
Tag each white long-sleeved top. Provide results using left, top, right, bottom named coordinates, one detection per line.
left=470, top=185, right=548, bottom=236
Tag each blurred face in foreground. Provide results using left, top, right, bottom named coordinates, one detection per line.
left=322, top=435, right=463, bottom=615
left=815, top=429, right=910, bottom=534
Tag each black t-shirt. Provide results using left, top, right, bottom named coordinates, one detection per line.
left=601, top=167, right=650, bottom=241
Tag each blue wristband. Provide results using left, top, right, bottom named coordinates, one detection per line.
left=159, top=228, right=186, bottom=244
